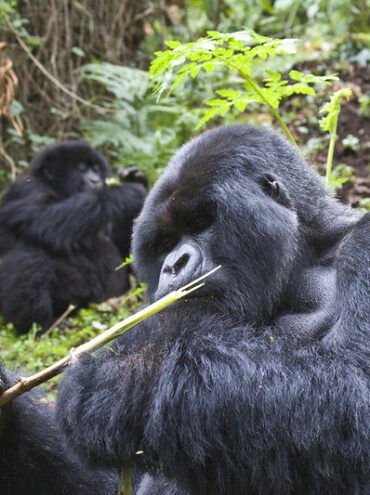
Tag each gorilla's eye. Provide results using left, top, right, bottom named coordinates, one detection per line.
left=154, top=235, right=178, bottom=254
left=192, top=211, right=214, bottom=233
left=78, top=163, right=87, bottom=172
left=161, top=238, right=174, bottom=250
left=181, top=202, right=214, bottom=234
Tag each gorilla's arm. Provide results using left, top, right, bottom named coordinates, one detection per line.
left=137, top=473, right=189, bottom=495
left=109, top=182, right=147, bottom=258
left=323, top=212, right=370, bottom=358
left=57, top=319, right=370, bottom=493
left=275, top=266, right=336, bottom=340
left=0, top=364, right=116, bottom=495
left=0, top=181, right=144, bottom=253
left=57, top=320, right=162, bottom=468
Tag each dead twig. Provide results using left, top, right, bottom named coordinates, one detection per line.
left=39, top=304, right=76, bottom=338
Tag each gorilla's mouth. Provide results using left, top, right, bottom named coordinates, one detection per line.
left=154, top=268, right=223, bottom=303
left=82, top=182, right=103, bottom=191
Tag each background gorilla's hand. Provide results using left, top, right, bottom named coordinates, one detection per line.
left=117, top=166, right=148, bottom=188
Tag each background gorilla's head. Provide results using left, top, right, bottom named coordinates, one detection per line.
left=30, top=141, right=111, bottom=197
left=132, top=125, right=329, bottom=324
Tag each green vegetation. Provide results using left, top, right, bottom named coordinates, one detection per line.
left=319, top=88, right=353, bottom=184
left=149, top=30, right=337, bottom=142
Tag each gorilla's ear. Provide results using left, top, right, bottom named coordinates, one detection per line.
left=41, top=164, right=54, bottom=182
left=31, top=155, right=54, bottom=182
left=260, top=173, right=292, bottom=207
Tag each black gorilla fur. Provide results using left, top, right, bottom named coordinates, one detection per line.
left=0, top=363, right=117, bottom=494
left=57, top=126, right=370, bottom=494
left=0, top=141, right=146, bottom=334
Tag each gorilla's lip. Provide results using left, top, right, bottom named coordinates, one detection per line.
left=154, top=287, right=216, bottom=303
left=155, top=280, right=218, bottom=301
left=168, top=287, right=219, bottom=304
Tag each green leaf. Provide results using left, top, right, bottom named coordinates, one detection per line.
left=203, top=61, right=217, bottom=73
left=206, top=31, right=222, bottom=39
left=190, top=65, right=201, bottom=78
left=289, top=70, right=303, bottom=81
left=72, top=47, right=85, bottom=57
left=260, top=0, right=276, bottom=14
left=207, top=99, right=227, bottom=106
left=170, top=72, right=187, bottom=90
left=217, top=89, right=240, bottom=99
left=165, top=40, right=181, bottom=49
left=220, top=105, right=231, bottom=116
left=265, top=70, right=282, bottom=82
left=319, top=88, right=353, bottom=134
left=196, top=107, right=219, bottom=128
left=234, top=99, right=247, bottom=112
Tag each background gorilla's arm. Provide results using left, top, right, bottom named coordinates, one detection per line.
left=0, top=181, right=145, bottom=253
left=109, top=182, right=147, bottom=258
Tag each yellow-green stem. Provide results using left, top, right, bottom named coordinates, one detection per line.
left=325, top=129, right=337, bottom=186
left=117, top=469, right=123, bottom=495
left=124, top=466, right=132, bottom=495
left=243, top=76, right=296, bottom=145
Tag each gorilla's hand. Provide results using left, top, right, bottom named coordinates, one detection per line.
left=118, top=167, right=148, bottom=188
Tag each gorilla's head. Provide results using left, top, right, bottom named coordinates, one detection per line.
left=31, top=141, right=111, bottom=197
left=133, top=126, right=327, bottom=324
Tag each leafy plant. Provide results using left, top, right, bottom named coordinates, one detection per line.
left=359, top=197, right=370, bottom=210
left=149, top=30, right=338, bottom=143
left=319, top=87, right=352, bottom=185
left=329, top=163, right=355, bottom=191
left=342, top=134, right=359, bottom=151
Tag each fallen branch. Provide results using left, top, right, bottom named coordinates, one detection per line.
left=0, top=266, right=220, bottom=407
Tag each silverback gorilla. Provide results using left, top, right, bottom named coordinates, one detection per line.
left=0, top=141, right=146, bottom=334
left=57, top=126, right=370, bottom=494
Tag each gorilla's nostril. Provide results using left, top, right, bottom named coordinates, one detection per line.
left=173, top=253, right=190, bottom=274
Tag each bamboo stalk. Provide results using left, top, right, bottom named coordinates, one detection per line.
left=0, top=266, right=220, bottom=407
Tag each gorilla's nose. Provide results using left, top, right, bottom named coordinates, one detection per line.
left=156, top=240, right=202, bottom=297
left=164, top=243, right=199, bottom=277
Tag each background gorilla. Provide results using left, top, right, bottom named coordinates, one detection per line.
left=57, top=126, right=370, bottom=495
left=0, top=141, right=146, bottom=334
left=0, top=363, right=116, bottom=494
